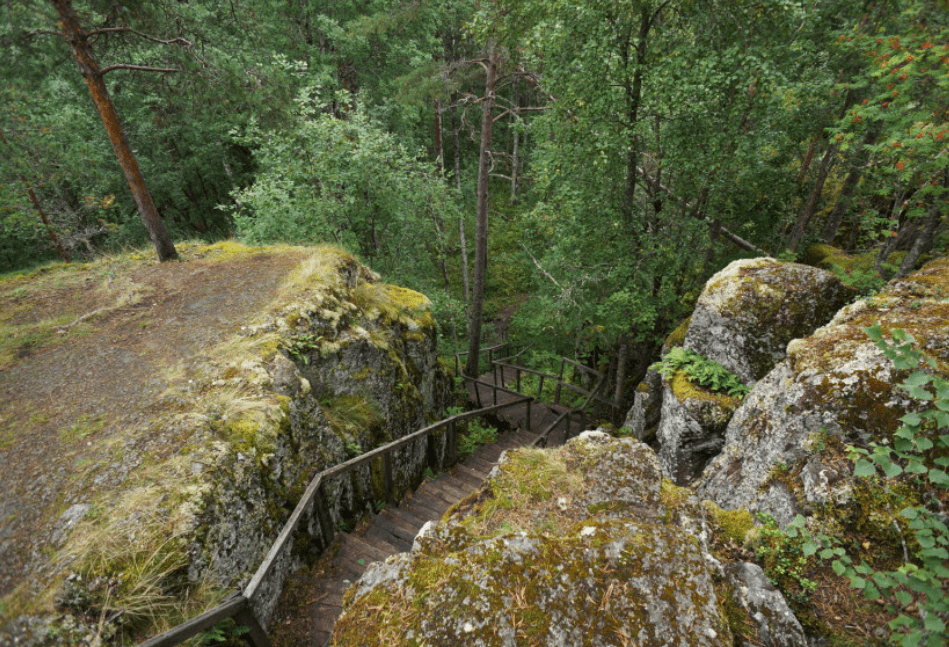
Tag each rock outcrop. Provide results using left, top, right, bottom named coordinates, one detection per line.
left=652, top=258, right=854, bottom=486
left=683, top=258, right=855, bottom=385
left=1, top=244, right=452, bottom=644
left=332, top=432, right=806, bottom=647
left=656, top=372, right=742, bottom=485
left=698, top=258, right=949, bottom=526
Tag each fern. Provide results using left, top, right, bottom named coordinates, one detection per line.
left=650, top=348, right=749, bottom=399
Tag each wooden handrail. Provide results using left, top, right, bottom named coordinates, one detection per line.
left=532, top=373, right=609, bottom=448
left=491, top=360, right=620, bottom=414
left=133, top=395, right=531, bottom=647
left=134, top=595, right=250, bottom=647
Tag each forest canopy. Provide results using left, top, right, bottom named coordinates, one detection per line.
left=1, top=0, right=947, bottom=377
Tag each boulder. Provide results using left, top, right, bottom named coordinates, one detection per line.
left=697, top=258, right=949, bottom=526
left=0, top=246, right=453, bottom=644
left=656, top=374, right=741, bottom=485
left=683, top=258, right=855, bottom=386
left=621, top=365, right=662, bottom=442
left=724, top=562, right=807, bottom=647
left=333, top=432, right=805, bottom=646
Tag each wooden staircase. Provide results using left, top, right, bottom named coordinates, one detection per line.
left=268, top=353, right=613, bottom=646
left=270, top=428, right=539, bottom=646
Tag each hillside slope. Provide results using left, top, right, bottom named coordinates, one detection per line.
left=0, top=241, right=452, bottom=644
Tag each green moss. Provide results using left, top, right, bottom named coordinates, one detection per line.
left=715, top=581, right=757, bottom=643
left=669, top=371, right=742, bottom=410
left=321, top=394, right=384, bottom=445
left=659, top=478, right=692, bottom=509
left=702, top=501, right=755, bottom=545
left=217, top=417, right=276, bottom=458
left=664, top=316, right=692, bottom=349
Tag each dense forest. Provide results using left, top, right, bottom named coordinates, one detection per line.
left=2, top=0, right=947, bottom=389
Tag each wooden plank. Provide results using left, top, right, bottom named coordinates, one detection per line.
left=419, top=478, right=470, bottom=503
left=243, top=472, right=323, bottom=602
left=345, top=533, right=393, bottom=563
left=365, top=521, right=411, bottom=552
left=403, top=495, right=449, bottom=519
left=233, top=607, right=272, bottom=647
left=451, top=463, right=488, bottom=484
left=134, top=595, right=247, bottom=647
left=418, top=482, right=462, bottom=507
left=383, top=506, right=427, bottom=534
left=313, top=608, right=343, bottom=633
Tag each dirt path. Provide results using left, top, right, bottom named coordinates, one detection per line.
left=0, top=243, right=307, bottom=598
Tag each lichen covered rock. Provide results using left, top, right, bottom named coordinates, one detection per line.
left=1, top=244, right=453, bottom=643
left=697, top=258, right=949, bottom=526
left=333, top=432, right=803, bottom=646
left=684, top=258, right=855, bottom=385
left=656, top=373, right=742, bottom=486
left=622, top=365, right=662, bottom=443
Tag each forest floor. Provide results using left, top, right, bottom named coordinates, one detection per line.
left=0, top=242, right=307, bottom=602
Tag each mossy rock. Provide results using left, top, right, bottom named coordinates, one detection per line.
left=684, top=257, right=857, bottom=384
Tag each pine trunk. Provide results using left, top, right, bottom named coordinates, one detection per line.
left=465, top=51, right=498, bottom=378
left=51, top=0, right=178, bottom=262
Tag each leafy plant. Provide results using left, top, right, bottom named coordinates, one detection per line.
left=345, top=440, right=363, bottom=458
left=788, top=324, right=949, bottom=647
left=753, top=513, right=817, bottom=605
left=458, top=419, right=498, bottom=459
left=193, top=618, right=250, bottom=646
left=650, top=347, right=749, bottom=398
left=280, top=332, right=323, bottom=364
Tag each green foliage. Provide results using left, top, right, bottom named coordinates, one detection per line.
left=754, top=513, right=818, bottom=605
left=828, top=262, right=889, bottom=296
left=790, top=325, right=949, bottom=647
left=650, top=348, right=749, bottom=398
left=458, top=419, right=498, bottom=459
left=228, top=91, right=459, bottom=278
left=827, top=1, right=949, bottom=245
left=193, top=619, right=250, bottom=647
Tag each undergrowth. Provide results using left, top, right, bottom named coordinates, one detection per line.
left=650, top=347, right=749, bottom=398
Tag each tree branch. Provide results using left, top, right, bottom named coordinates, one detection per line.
left=520, top=243, right=564, bottom=290
left=100, top=64, right=180, bottom=75
left=713, top=219, right=770, bottom=256
left=634, top=165, right=771, bottom=256
left=86, top=27, right=192, bottom=48
left=493, top=106, right=549, bottom=123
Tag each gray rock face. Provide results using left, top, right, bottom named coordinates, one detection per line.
left=186, top=268, right=452, bottom=626
left=698, top=258, right=949, bottom=526
left=656, top=379, right=737, bottom=485
left=683, top=258, right=854, bottom=385
left=725, top=562, right=807, bottom=647
left=335, top=432, right=804, bottom=646
left=622, top=367, right=662, bottom=442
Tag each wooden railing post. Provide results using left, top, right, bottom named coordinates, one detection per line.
left=555, top=358, right=565, bottom=405
left=515, top=367, right=521, bottom=393
left=234, top=607, right=272, bottom=647
left=383, top=454, right=395, bottom=504
left=447, top=420, right=457, bottom=464
left=526, top=398, right=532, bottom=430
left=313, top=487, right=334, bottom=550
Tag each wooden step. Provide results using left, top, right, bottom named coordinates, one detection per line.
left=385, top=501, right=428, bottom=525
left=379, top=506, right=426, bottom=537
left=365, top=518, right=413, bottom=552
left=346, top=532, right=394, bottom=563
left=403, top=496, right=449, bottom=520
left=419, top=477, right=470, bottom=503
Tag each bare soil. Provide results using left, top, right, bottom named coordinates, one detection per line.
left=0, top=243, right=307, bottom=600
